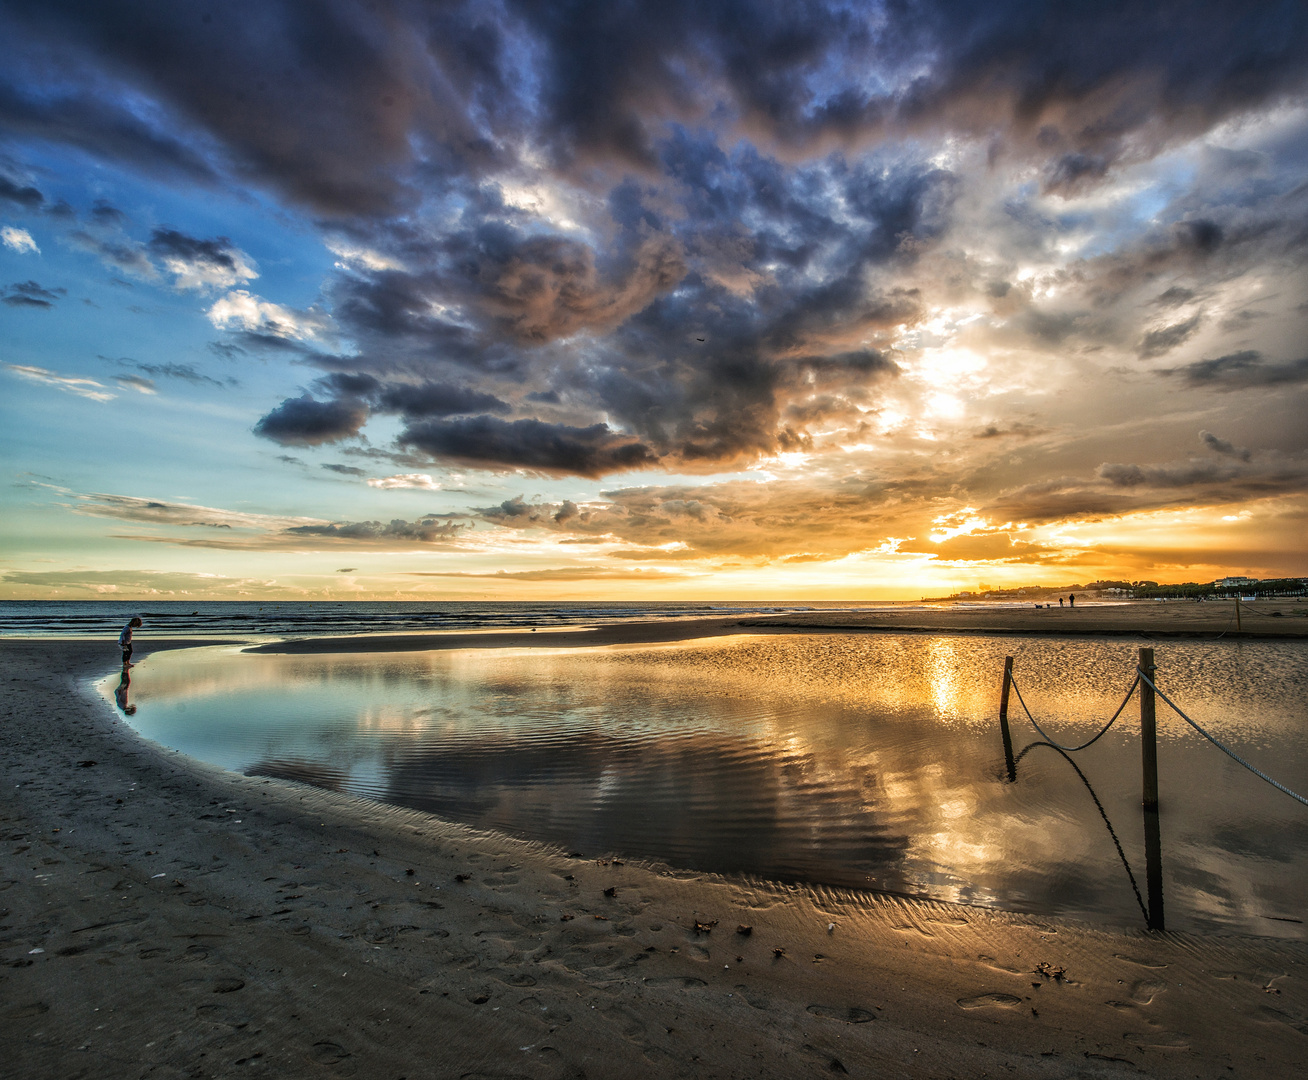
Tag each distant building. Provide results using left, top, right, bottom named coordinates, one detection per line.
left=1217, top=576, right=1256, bottom=587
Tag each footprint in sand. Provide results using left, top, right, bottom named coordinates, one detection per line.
left=1129, top=979, right=1167, bottom=1005
left=806, top=1004, right=877, bottom=1023
left=305, top=1041, right=350, bottom=1065
left=957, top=993, right=1023, bottom=1009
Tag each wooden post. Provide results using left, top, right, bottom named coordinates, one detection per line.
left=1139, top=647, right=1165, bottom=930
left=1139, top=647, right=1158, bottom=810
left=1235, top=594, right=1242, bottom=632
left=998, top=656, right=1016, bottom=782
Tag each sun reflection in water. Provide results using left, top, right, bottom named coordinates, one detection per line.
left=109, top=632, right=1308, bottom=935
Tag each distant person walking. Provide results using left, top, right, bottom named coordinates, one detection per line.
left=1068, top=594, right=1075, bottom=608
left=119, top=616, right=142, bottom=666
left=1059, top=597, right=1064, bottom=607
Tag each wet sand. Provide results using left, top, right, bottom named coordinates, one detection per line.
left=3, top=634, right=1306, bottom=1079
left=243, top=600, right=1308, bottom=657
left=740, top=599, right=1308, bottom=639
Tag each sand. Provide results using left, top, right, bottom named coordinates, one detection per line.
left=2, top=619, right=1306, bottom=1079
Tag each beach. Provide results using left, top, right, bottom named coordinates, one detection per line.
left=3, top=611, right=1306, bottom=1079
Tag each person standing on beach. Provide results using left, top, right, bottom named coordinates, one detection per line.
left=1068, top=594, right=1075, bottom=608
left=119, top=616, right=142, bottom=666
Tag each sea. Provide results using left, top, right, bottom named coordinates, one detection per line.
left=0, top=599, right=906, bottom=638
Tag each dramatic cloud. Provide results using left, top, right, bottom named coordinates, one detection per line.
left=252, top=394, right=369, bottom=446
left=4, top=2, right=1308, bottom=592
left=399, top=416, right=660, bottom=477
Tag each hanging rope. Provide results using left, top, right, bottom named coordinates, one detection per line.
left=1135, top=668, right=1308, bottom=808
left=1013, top=740, right=1150, bottom=923
left=1008, top=674, right=1139, bottom=752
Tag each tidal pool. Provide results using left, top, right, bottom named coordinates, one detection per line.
left=103, top=632, right=1308, bottom=936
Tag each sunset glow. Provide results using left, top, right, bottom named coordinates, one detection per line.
left=2, top=2, right=1306, bottom=599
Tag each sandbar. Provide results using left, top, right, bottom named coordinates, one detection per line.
left=2, top=631, right=1305, bottom=1079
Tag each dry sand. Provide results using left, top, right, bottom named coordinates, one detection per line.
left=3, top=619, right=1306, bottom=1079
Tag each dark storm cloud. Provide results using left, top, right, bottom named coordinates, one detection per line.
left=8, top=0, right=1308, bottom=485
left=5, top=1, right=1300, bottom=210
left=374, top=380, right=511, bottom=419
left=1159, top=351, right=1308, bottom=391
left=252, top=394, right=369, bottom=446
left=313, top=372, right=381, bottom=398
left=0, top=77, right=217, bottom=185
left=399, top=416, right=659, bottom=477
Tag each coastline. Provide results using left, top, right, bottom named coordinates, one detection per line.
left=3, top=632, right=1306, bottom=1078
left=236, top=601, right=1308, bottom=655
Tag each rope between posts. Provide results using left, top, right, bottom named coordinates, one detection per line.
left=1013, top=740, right=1150, bottom=923
left=1135, top=669, right=1308, bottom=808
left=1008, top=674, right=1139, bottom=752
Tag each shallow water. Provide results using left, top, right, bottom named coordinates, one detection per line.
left=105, top=633, right=1308, bottom=936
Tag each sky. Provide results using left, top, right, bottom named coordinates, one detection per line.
left=2, top=0, right=1307, bottom=602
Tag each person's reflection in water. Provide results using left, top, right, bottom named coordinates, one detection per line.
left=114, top=665, right=136, bottom=717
